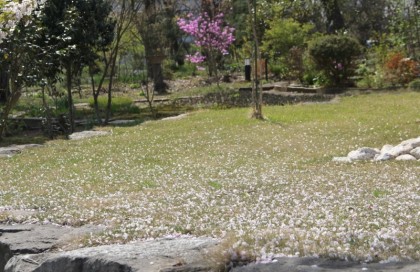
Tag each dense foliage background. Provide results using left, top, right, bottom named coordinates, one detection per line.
left=0, top=0, right=419, bottom=140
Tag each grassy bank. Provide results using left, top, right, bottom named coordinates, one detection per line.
left=1, top=90, right=419, bottom=262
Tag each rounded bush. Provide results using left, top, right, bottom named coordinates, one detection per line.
left=308, top=34, right=362, bottom=86
left=408, top=78, right=420, bottom=92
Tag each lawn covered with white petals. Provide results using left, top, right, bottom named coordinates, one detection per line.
left=1, top=91, right=419, bottom=262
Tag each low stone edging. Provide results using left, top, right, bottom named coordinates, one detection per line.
left=333, top=136, right=420, bottom=163
left=171, top=89, right=335, bottom=108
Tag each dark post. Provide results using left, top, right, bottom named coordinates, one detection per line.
left=245, top=59, right=251, bottom=81
left=264, top=55, right=268, bottom=81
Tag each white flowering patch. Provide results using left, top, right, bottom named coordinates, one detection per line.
left=0, top=93, right=419, bottom=262
left=0, top=0, right=46, bottom=42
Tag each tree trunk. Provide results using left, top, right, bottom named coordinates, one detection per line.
left=66, top=65, right=75, bottom=133
left=0, top=67, right=9, bottom=103
left=321, top=0, right=345, bottom=34
left=249, top=0, right=263, bottom=120
left=90, top=73, right=102, bottom=125
left=105, top=31, right=121, bottom=124
left=207, top=50, right=216, bottom=77
left=104, top=64, right=114, bottom=124
left=0, top=87, right=21, bottom=141
left=151, top=62, right=166, bottom=94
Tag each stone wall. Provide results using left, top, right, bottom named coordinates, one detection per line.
left=172, top=89, right=335, bottom=108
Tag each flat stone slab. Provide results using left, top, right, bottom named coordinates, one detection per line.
left=74, top=103, right=91, bottom=110
left=0, top=144, right=43, bottom=158
left=161, top=113, right=189, bottom=121
left=108, top=120, right=137, bottom=125
left=0, top=147, right=21, bottom=158
left=4, top=236, right=219, bottom=272
left=0, top=224, right=105, bottom=271
left=68, top=130, right=111, bottom=140
left=135, top=98, right=170, bottom=103
left=0, top=224, right=219, bottom=272
left=232, top=257, right=420, bottom=272
left=0, top=224, right=104, bottom=252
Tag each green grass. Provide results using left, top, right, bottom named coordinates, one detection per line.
left=168, top=81, right=250, bottom=99
left=88, top=96, right=140, bottom=114
left=0, top=90, right=419, bottom=263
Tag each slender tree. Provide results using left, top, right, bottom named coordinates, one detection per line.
left=38, top=0, right=114, bottom=132
left=135, top=0, right=168, bottom=94
left=248, top=0, right=263, bottom=119
left=90, top=0, right=142, bottom=124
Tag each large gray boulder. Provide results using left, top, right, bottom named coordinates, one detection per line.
left=0, top=224, right=104, bottom=272
left=0, top=224, right=219, bottom=272
left=4, top=237, right=219, bottom=272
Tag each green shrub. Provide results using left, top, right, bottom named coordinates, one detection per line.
left=129, top=83, right=141, bottom=89
left=308, top=34, right=362, bottom=86
left=88, top=96, right=139, bottom=114
left=269, top=63, right=288, bottom=78
left=262, top=18, right=313, bottom=60
left=302, top=53, right=331, bottom=87
left=172, top=62, right=200, bottom=78
left=408, top=79, right=420, bottom=91
left=355, top=60, right=375, bottom=88
left=52, top=96, right=69, bottom=111
left=303, top=71, right=330, bottom=87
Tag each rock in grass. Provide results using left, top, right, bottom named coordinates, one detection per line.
left=347, top=147, right=379, bottom=161
left=410, top=147, right=420, bottom=159
left=332, top=157, right=352, bottom=163
left=374, top=152, right=394, bottom=161
left=400, top=136, right=420, bottom=148
left=68, top=130, right=111, bottom=140
left=395, top=154, right=417, bottom=161
left=380, top=144, right=394, bottom=154
left=337, top=137, right=420, bottom=162
left=0, top=144, right=42, bottom=158
left=0, top=147, right=21, bottom=157
left=386, top=137, right=420, bottom=157
left=388, top=144, right=415, bottom=157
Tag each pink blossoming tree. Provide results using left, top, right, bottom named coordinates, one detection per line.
left=177, top=12, right=235, bottom=77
